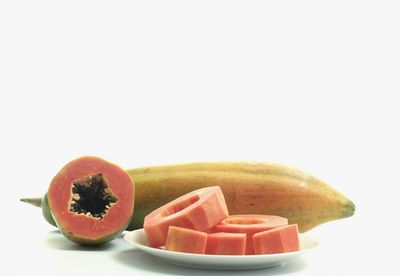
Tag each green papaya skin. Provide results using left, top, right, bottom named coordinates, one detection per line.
left=41, top=194, right=56, bottom=227
left=57, top=217, right=132, bottom=246
left=20, top=194, right=56, bottom=227
left=37, top=192, right=131, bottom=245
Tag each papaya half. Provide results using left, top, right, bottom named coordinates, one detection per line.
left=21, top=160, right=355, bottom=235
left=22, top=156, right=135, bottom=246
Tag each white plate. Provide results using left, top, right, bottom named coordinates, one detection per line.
left=124, top=229, right=319, bottom=271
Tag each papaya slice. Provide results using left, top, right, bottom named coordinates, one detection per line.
left=253, top=224, right=300, bottom=254
left=144, top=186, right=229, bottom=248
left=165, top=226, right=208, bottom=254
left=47, top=156, right=135, bottom=245
left=206, top=232, right=247, bottom=255
left=212, top=214, right=288, bottom=254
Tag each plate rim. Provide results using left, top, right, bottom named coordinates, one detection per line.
left=124, top=228, right=319, bottom=259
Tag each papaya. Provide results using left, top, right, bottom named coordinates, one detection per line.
left=127, top=162, right=355, bottom=232
left=206, top=232, right=247, bottom=255
left=144, top=186, right=229, bottom=247
left=211, top=215, right=289, bottom=254
left=21, top=161, right=355, bottom=234
left=23, top=156, right=135, bottom=246
left=165, top=226, right=208, bottom=254
left=252, top=224, right=300, bottom=254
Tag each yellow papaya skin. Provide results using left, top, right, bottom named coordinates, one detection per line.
left=126, top=162, right=355, bottom=232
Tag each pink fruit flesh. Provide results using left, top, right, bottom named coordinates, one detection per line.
left=253, top=224, right=300, bottom=255
left=144, top=186, right=229, bottom=248
left=206, top=232, right=246, bottom=255
left=165, top=226, right=207, bottom=254
left=212, top=214, right=288, bottom=254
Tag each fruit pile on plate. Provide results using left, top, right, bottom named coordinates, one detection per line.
left=144, top=186, right=300, bottom=255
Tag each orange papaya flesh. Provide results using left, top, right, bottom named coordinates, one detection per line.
left=165, top=226, right=208, bottom=254
left=206, top=232, right=247, bottom=255
left=144, top=186, right=228, bottom=248
left=253, top=224, right=300, bottom=254
left=212, top=215, right=288, bottom=254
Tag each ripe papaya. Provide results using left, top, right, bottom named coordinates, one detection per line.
left=253, top=224, right=300, bottom=254
left=165, top=226, right=208, bottom=254
left=23, top=156, right=136, bottom=245
left=127, top=162, right=355, bottom=232
left=144, top=186, right=228, bottom=247
left=206, top=232, right=247, bottom=255
left=211, top=215, right=289, bottom=254
left=21, top=161, right=355, bottom=234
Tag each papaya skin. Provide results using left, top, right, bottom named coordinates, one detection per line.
left=42, top=194, right=57, bottom=227
left=22, top=162, right=355, bottom=233
left=21, top=196, right=127, bottom=245
left=20, top=195, right=56, bottom=227
left=127, top=162, right=355, bottom=232
left=57, top=217, right=132, bottom=246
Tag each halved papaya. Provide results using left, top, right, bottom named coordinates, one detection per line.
left=47, top=156, right=135, bottom=245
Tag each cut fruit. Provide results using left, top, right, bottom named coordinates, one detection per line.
left=144, top=186, right=229, bottom=248
left=253, top=224, right=300, bottom=254
left=165, top=226, right=208, bottom=254
left=212, top=214, right=288, bottom=254
left=47, top=156, right=135, bottom=245
left=206, top=232, right=246, bottom=255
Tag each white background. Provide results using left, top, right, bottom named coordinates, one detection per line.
left=1, top=1, right=399, bottom=275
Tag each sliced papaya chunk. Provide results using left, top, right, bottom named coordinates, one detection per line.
left=144, top=186, right=229, bottom=248
left=165, top=226, right=208, bottom=254
left=206, top=232, right=246, bottom=255
left=212, top=214, right=288, bottom=254
left=253, top=224, right=300, bottom=254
